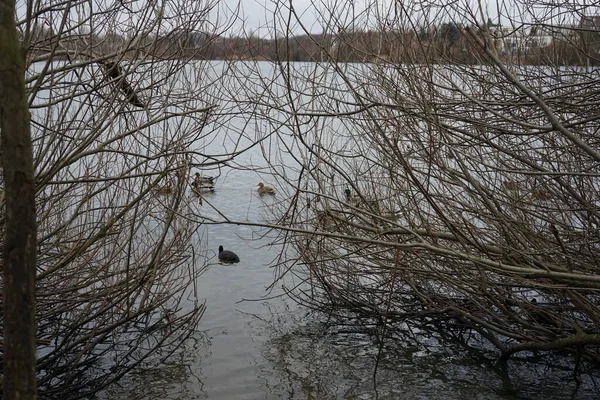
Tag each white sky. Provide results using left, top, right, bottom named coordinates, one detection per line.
left=221, top=0, right=592, bottom=37
left=16, top=0, right=595, bottom=38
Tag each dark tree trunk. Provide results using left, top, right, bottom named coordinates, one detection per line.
left=0, top=0, right=38, bottom=398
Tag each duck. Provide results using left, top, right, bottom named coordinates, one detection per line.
left=191, top=172, right=215, bottom=195
left=194, top=172, right=216, bottom=185
left=344, top=187, right=352, bottom=201
left=257, top=182, right=275, bottom=195
left=218, top=245, right=240, bottom=263
left=343, top=186, right=361, bottom=206
left=156, top=179, right=173, bottom=194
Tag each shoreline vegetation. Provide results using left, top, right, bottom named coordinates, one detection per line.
left=26, top=23, right=600, bottom=67
left=9, top=4, right=600, bottom=396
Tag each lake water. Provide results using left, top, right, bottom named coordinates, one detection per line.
left=34, top=59, right=597, bottom=399
left=102, top=163, right=600, bottom=399
left=103, top=109, right=599, bottom=399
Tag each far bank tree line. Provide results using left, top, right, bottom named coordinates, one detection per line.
left=28, top=21, right=600, bottom=65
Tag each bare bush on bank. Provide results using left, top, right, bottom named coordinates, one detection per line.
left=244, top=0, right=600, bottom=367
left=3, top=0, right=600, bottom=396
left=1, top=0, right=246, bottom=397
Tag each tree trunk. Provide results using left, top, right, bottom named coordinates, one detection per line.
left=0, top=0, right=38, bottom=398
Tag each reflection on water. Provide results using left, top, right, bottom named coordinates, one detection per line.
left=102, top=206, right=600, bottom=398
left=103, top=136, right=600, bottom=400
left=261, top=316, right=600, bottom=400
left=101, top=332, right=209, bottom=399
left=102, top=61, right=599, bottom=400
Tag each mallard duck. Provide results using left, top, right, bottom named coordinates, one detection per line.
left=194, top=172, right=216, bottom=185
left=257, top=182, right=275, bottom=195
left=344, top=187, right=352, bottom=200
left=218, top=245, right=240, bottom=263
left=343, top=186, right=362, bottom=206
left=191, top=172, right=215, bottom=197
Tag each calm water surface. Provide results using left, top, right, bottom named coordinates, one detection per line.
left=106, top=161, right=600, bottom=400
left=104, top=61, right=599, bottom=400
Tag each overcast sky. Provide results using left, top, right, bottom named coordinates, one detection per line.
left=220, top=0, right=339, bottom=36
left=220, top=0, right=592, bottom=37
left=15, top=0, right=594, bottom=38
left=219, top=0, right=521, bottom=36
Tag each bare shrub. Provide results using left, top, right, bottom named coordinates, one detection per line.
left=253, top=0, right=600, bottom=365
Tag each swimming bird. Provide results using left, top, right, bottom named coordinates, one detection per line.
left=218, top=245, right=240, bottom=263
left=156, top=179, right=173, bottom=194
left=194, top=172, right=216, bottom=185
left=343, top=186, right=361, bottom=206
left=191, top=173, right=215, bottom=198
left=257, top=182, right=275, bottom=195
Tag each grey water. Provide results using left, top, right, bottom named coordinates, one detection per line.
left=95, top=61, right=600, bottom=399
left=104, top=150, right=599, bottom=399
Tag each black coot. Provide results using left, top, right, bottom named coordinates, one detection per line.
left=218, top=245, right=240, bottom=263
